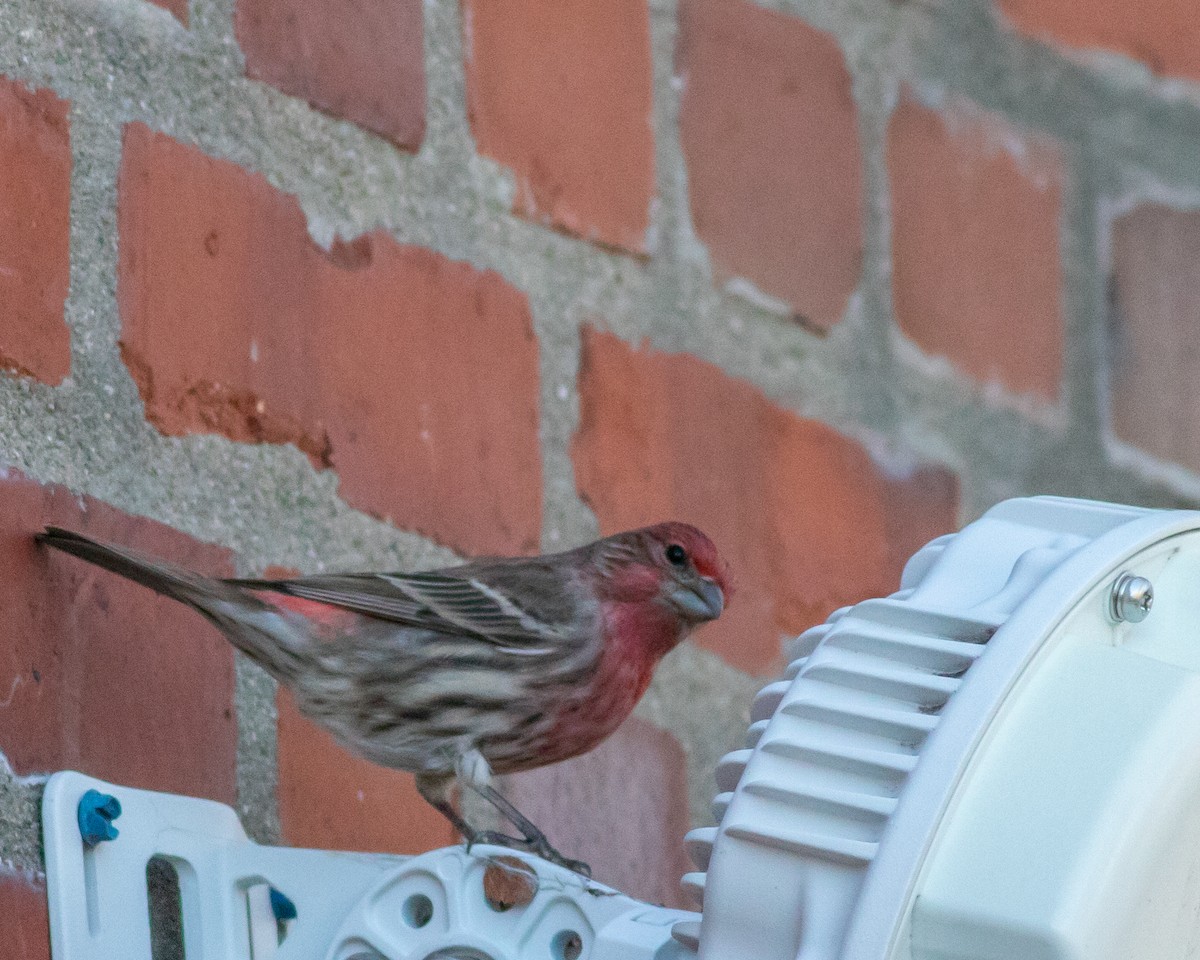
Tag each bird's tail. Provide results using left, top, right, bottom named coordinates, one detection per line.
left=37, top=527, right=310, bottom=682
left=38, top=526, right=225, bottom=600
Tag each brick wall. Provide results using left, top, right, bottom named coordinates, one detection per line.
left=1, top=0, right=1198, bottom=946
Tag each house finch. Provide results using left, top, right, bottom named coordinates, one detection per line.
left=37, top=522, right=728, bottom=874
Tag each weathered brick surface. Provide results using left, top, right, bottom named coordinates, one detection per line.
left=148, top=0, right=188, bottom=24
left=0, top=470, right=237, bottom=802
left=572, top=328, right=959, bottom=675
left=505, top=717, right=692, bottom=908
left=236, top=0, right=425, bottom=149
left=9, top=0, right=1196, bottom=911
left=1109, top=204, right=1200, bottom=470
left=888, top=89, right=1064, bottom=402
left=677, top=0, right=863, bottom=329
left=997, top=0, right=1200, bottom=83
left=462, top=0, right=655, bottom=253
left=276, top=689, right=457, bottom=854
left=118, top=124, right=541, bottom=556
left=0, top=76, right=71, bottom=385
left=0, top=872, right=50, bottom=960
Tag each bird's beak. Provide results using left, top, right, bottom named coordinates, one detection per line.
left=669, top=577, right=725, bottom=621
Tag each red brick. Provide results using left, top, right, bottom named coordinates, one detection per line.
left=236, top=0, right=425, bottom=149
left=888, top=89, right=1064, bottom=402
left=997, top=0, right=1200, bottom=83
left=148, top=0, right=188, bottom=24
left=677, top=0, right=863, bottom=329
left=0, top=872, right=50, bottom=960
left=0, top=77, right=71, bottom=385
left=504, top=717, right=692, bottom=908
left=0, top=470, right=237, bottom=802
left=276, top=688, right=456, bottom=855
left=1109, top=204, right=1200, bottom=471
left=462, top=0, right=654, bottom=253
left=572, top=328, right=958, bottom=675
left=118, top=124, right=541, bottom=557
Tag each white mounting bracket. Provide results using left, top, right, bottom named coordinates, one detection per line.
left=43, top=771, right=697, bottom=960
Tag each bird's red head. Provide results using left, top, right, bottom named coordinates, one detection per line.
left=592, top=522, right=731, bottom=631
left=642, top=522, right=732, bottom=599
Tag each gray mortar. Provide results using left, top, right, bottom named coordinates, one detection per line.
left=235, top=658, right=280, bottom=844
left=636, top=644, right=763, bottom=826
left=3, top=0, right=1200, bottom=899
left=0, top=763, right=44, bottom=875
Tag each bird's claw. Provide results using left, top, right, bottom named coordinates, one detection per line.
left=466, top=830, right=592, bottom=878
left=545, top=851, right=592, bottom=878
left=527, top=835, right=591, bottom=877
left=466, top=829, right=527, bottom=853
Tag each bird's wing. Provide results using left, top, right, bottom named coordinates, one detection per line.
left=231, top=569, right=571, bottom=652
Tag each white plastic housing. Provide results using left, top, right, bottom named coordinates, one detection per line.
left=690, top=495, right=1200, bottom=960
left=43, top=771, right=697, bottom=960
left=909, top=525, right=1200, bottom=960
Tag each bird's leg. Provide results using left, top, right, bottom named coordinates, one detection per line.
left=415, top=771, right=534, bottom=860
left=419, top=759, right=591, bottom=877
left=466, top=782, right=591, bottom=878
left=425, top=792, right=473, bottom=837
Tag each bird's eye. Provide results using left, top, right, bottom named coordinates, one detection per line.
left=666, top=544, right=688, bottom=566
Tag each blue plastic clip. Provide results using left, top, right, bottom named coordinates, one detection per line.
left=269, top=887, right=297, bottom=922
left=77, top=789, right=122, bottom=846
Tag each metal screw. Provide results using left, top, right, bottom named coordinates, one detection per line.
left=1110, top=572, right=1153, bottom=623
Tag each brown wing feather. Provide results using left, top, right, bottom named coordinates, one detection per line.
left=229, top=568, right=573, bottom=649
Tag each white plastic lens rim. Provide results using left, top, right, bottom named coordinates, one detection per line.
left=852, top=509, right=1200, bottom=960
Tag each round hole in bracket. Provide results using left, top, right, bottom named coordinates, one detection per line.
left=550, top=929, right=583, bottom=960
left=402, top=893, right=434, bottom=929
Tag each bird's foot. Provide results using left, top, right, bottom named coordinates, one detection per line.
left=466, top=830, right=592, bottom=878
left=537, top=847, right=592, bottom=878
left=465, top=828, right=528, bottom=854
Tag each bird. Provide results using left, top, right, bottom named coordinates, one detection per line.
left=37, top=522, right=729, bottom=875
